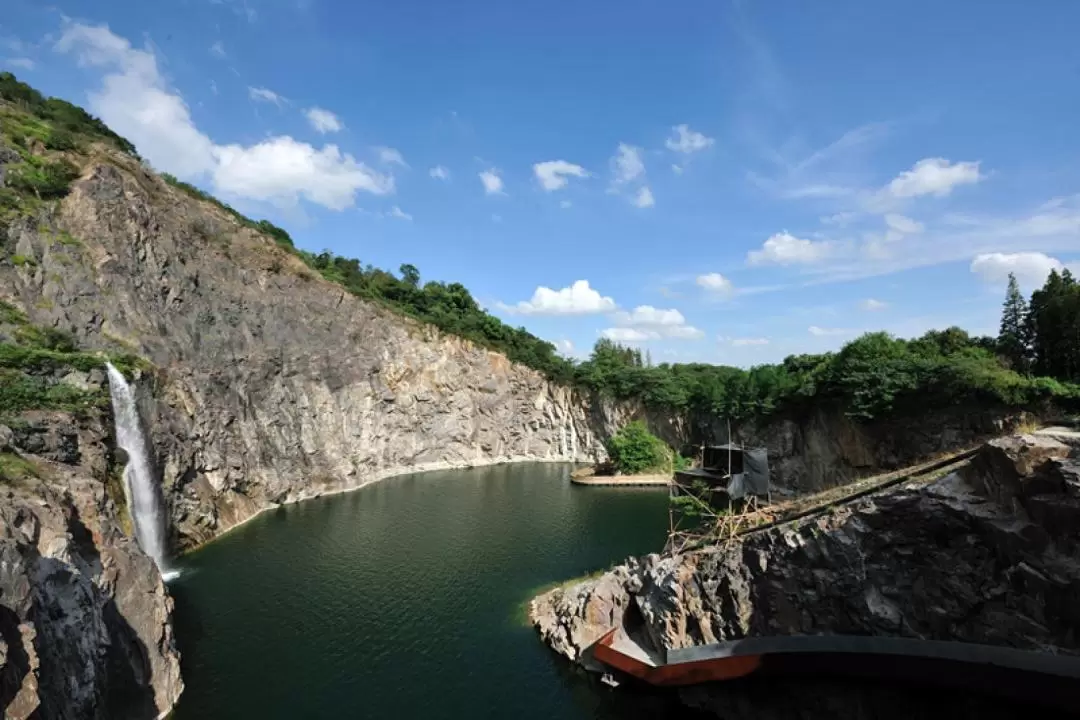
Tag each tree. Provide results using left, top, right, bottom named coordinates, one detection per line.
left=399, top=263, right=420, bottom=288
left=998, top=273, right=1030, bottom=371
left=607, top=421, right=671, bottom=475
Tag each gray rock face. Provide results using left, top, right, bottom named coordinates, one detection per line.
left=0, top=157, right=644, bottom=550
left=0, top=411, right=182, bottom=719
left=530, top=434, right=1080, bottom=717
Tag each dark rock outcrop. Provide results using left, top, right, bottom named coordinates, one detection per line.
left=531, top=432, right=1080, bottom=717
left=0, top=410, right=182, bottom=719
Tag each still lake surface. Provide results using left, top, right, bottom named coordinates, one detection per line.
left=170, top=463, right=692, bottom=719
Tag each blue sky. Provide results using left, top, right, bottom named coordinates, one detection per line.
left=3, top=0, right=1079, bottom=366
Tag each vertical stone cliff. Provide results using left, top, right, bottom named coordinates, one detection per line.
left=1, top=156, right=645, bottom=550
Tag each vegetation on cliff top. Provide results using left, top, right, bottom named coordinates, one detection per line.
left=2, top=72, right=1077, bottom=426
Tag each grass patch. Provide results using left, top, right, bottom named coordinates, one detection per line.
left=0, top=368, right=106, bottom=415
left=0, top=451, right=39, bottom=485
left=0, top=300, right=27, bottom=325
left=10, top=255, right=35, bottom=268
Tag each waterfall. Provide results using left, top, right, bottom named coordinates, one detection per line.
left=105, top=362, right=174, bottom=579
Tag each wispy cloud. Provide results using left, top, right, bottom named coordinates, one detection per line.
left=248, top=86, right=286, bottom=106
left=306, top=107, right=343, bottom=134
left=533, top=160, right=588, bottom=191
left=5, top=57, right=34, bottom=70
left=480, top=169, right=505, bottom=195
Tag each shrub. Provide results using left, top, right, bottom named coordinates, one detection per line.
left=607, top=421, right=671, bottom=475
left=6, top=159, right=79, bottom=199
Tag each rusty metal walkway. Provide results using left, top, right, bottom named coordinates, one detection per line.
left=592, top=628, right=1080, bottom=712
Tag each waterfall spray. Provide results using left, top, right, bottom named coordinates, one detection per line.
left=104, top=362, right=175, bottom=579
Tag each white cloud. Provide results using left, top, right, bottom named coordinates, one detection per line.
left=213, top=137, right=394, bottom=209
left=554, top=339, right=575, bottom=355
left=665, top=124, right=714, bottom=154
left=248, top=86, right=285, bottom=106
left=559, top=200, right=572, bottom=209
left=970, top=252, right=1071, bottom=289
left=209, top=80, right=218, bottom=95
left=601, top=328, right=652, bottom=343
left=209, top=41, right=226, bottom=58
left=747, top=231, right=832, bottom=265
left=388, top=206, right=412, bottom=221
left=672, top=164, right=684, bottom=175
left=613, top=306, right=686, bottom=327
left=730, top=337, right=769, bottom=346
left=429, top=165, right=450, bottom=181
left=696, top=272, right=733, bottom=294
left=500, top=280, right=615, bottom=316
left=884, top=213, right=924, bottom=234
left=609, top=305, right=704, bottom=340
left=633, top=186, right=655, bottom=208
left=859, top=298, right=888, bottom=311
left=887, top=158, right=982, bottom=198
left=375, top=146, right=407, bottom=167
left=305, top=107, right=343, bottom=134
left=533, top=160, right=588, bottom=191
left=480, top=169, right=505, bottom=195
left=808, top=326, right=851, bottom=337
left=6, top=57, right=34, bottom=70
left=55, top=23, right=396, bottom=212
left=611, top=143, right=645, bottom=185
left=56, top=22, right=218, bottom=179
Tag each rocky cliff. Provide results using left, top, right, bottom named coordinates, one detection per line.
left=0, top=406, right=181, bottom=719
left=0, top=153, right=645, bottom=551
left=530, top=431, right=1080, bottom=717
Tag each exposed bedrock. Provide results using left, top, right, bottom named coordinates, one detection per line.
left=530, top=431, right=1080, bottom=717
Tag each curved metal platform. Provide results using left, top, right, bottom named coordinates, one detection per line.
left=592, top=629, right=1080, bottom=712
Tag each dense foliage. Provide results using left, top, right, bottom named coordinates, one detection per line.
left=0, top=72, right=137, bottom=155
left=1024, top=270, right=1080, bottom=381
left=606, top=421, right=672, bottom=475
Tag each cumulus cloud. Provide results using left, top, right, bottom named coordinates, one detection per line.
left=611, top=143, right=645, bottom=185
left=632, top=186, right=655, bottom=208
left=248, top=86, right=285, bottom=106
left=480, top=169, right=505, bottom=195
left=213, top=137, right=394, bottom=209
left=607, top=305, right=704, bottom=340
left=970, top=252, right=1073, bottom=289
left=533, top=160, right=588, bottom=191
left=696, top=272, right=733, bottom=294
left=747, top=231, right=832, bottom=266
left=887, top=158, right=982, bottom=198
left=500, top=280, right=615, bottom=316
left=665, top=124, right=714, bottom=154
left=388, top=206, right=412, bottom=221
left=54, top=22, right=395, bottom=211
left=860, top=298, right=888, bottom=311
left=305, top=107, right=343, bottom=134
left=554, top=339, right=575, bottom=355
left=429, top=165, right=450, bottom=180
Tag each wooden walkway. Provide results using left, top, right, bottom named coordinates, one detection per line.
left=591, top=628, right=1080, bottom=712
left=571, top=474, right=671, bottom=486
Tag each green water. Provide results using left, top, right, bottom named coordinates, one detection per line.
left=170, top=463, right=689, bottom=719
